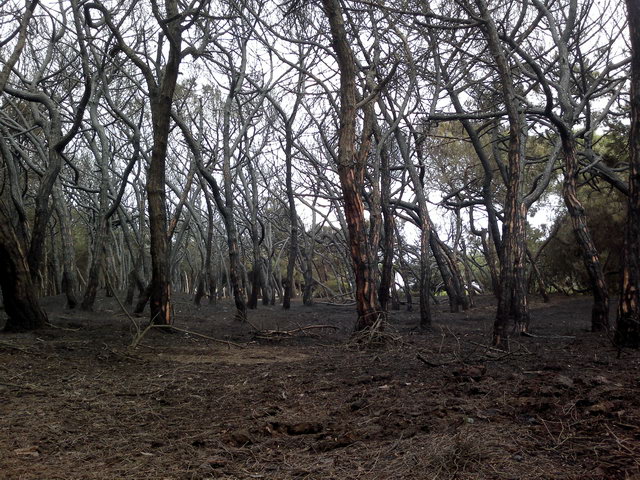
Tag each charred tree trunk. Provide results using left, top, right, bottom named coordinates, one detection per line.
left=283, top=132, right=298, bottom=310
left=560, top=136, right=609, bottom=331
left=391, top=281, right=401, bottom=311
left=300, top=218, right=318, bottom=307
left=0, top=206, right=48, bottom=331
left=527, top=248, right=550, bottom=303
left=418, top=225, right=432, bottom=328
left=474, top=0, right=530, bottom=348
left=321, top=0, right=380, bottom=331
left=616, top=0, right=640, bottom=347
left=282, top=95, right=301, bottom=310
left=81, top=87, right=112, bottom=311
left=204, top=188, right=217, bottom=305
left=377, top=136, right=395, bottom=312
left=53, top=185, right=79, bottom=309
left=430, top=231, right=469, bottom=313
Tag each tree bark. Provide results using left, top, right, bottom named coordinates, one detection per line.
left=377, top=143, right=395, bottom=312
left=283, top=115, right=298, bottom=310
left=561, top=136, right=609, bottom=331
left=473, top=0, right=530, bottom=348
left=616, top=0, right=640, bottom=347
left=321, top=0, right=380, bottom=331
left=81, top=88, right=111, bottom=311
left=0, top=206, right=48, bottom=331
left=53, top=185, right=79, bottom=309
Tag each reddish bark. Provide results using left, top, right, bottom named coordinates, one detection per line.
left=321, top=0, right=380, bottom=331
left=561, top=137, right=609, bottom=332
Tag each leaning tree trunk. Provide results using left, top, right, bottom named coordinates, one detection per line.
left=301, top=219, right=318, bottom=306
left=561, top=136, right=609, bottom=332
left=430, top=231, right=469, bottom=313
left=616, top=0, right=640, bottom=347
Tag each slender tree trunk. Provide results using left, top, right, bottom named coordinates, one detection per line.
left=378, top=139, right=395, bottom=312
left=301, top=218, right=317, bottom=306
left=616, top=0, right=640, bottom=347
left=430, top=231, right=467, bottom=313
left=461, top=239, right=476, bottom=308
left=53, top=185, right=79, bottom=309
left=526, top=248, right=550, bottom=303
left=561, top=136, right=609, bottom=331
left=283, top=120, right=298, bottom=309
left=418, top=224, right=432, bottom=328
left=203, top=189, right=217, bottom=305
left=81, top=221, right=108, bottom=310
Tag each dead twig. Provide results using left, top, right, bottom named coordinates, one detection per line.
left=129, top=323, right=245, bottom=349
left=416, top=353, right=456, bottom=368
left=106, top=274, right=140, bottom=335
left=0, top=341, right=33, bottom=353
left=467, top=340, right=510, bottom=354
left=253, top=324, right=338, bottom=338
left=45, top=322, right=81, bottom=331
left=349, top=313, right=398, bottom=348
left=605, top=424, right=640, bottom=464
left=521, top=332, right=575, bottom=339
left=314, top=301, right=356, bottom=307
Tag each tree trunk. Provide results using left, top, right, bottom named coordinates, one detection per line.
left=616, top=0, right=640, bottom=347
left=53, top=185, right=79, bottom=309
left=561, top=136, right=609, bottom=331
left=283, top=119, right=298, bottom=310
left=145, top=2, right=185, bottom=326
left=204, top=189, right=217, bottom=305
left=0, top=207, right=48, bottom=331
left=474, top=0, right=530, bottom=348
left=321, top=0, right=380, bottom=331
left=377, top=139, right=395, bottom=312
left=418, top=224, right=432, bottom=328
left=526, top=248, right=550, bottom=303
left=430, top=231, right=468, bottom=313
left=147, top=101, right=172, bottom=325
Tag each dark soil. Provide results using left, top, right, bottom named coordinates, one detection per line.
left=1, top=293, right=639, bottom=479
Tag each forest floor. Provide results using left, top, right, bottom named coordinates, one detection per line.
left=1, top=293, right=639, bottom=480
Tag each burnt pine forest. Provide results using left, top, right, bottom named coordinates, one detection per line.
left=1, top=0, right=640, bottom=478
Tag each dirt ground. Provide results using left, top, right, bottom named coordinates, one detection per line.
left=1, top=293, right=639, bottom=480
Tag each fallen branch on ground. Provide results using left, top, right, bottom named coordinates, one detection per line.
left=416, top=353, right=457, bottom=368
left=252, top=324, right=339, bottom=339
left=129, top=324, right=245, bottom=349
left=314, top=301, right=356, bottom=307
left=521, top=332, right=575, bottom=339
left=0, top=341, right=33, bottom=353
